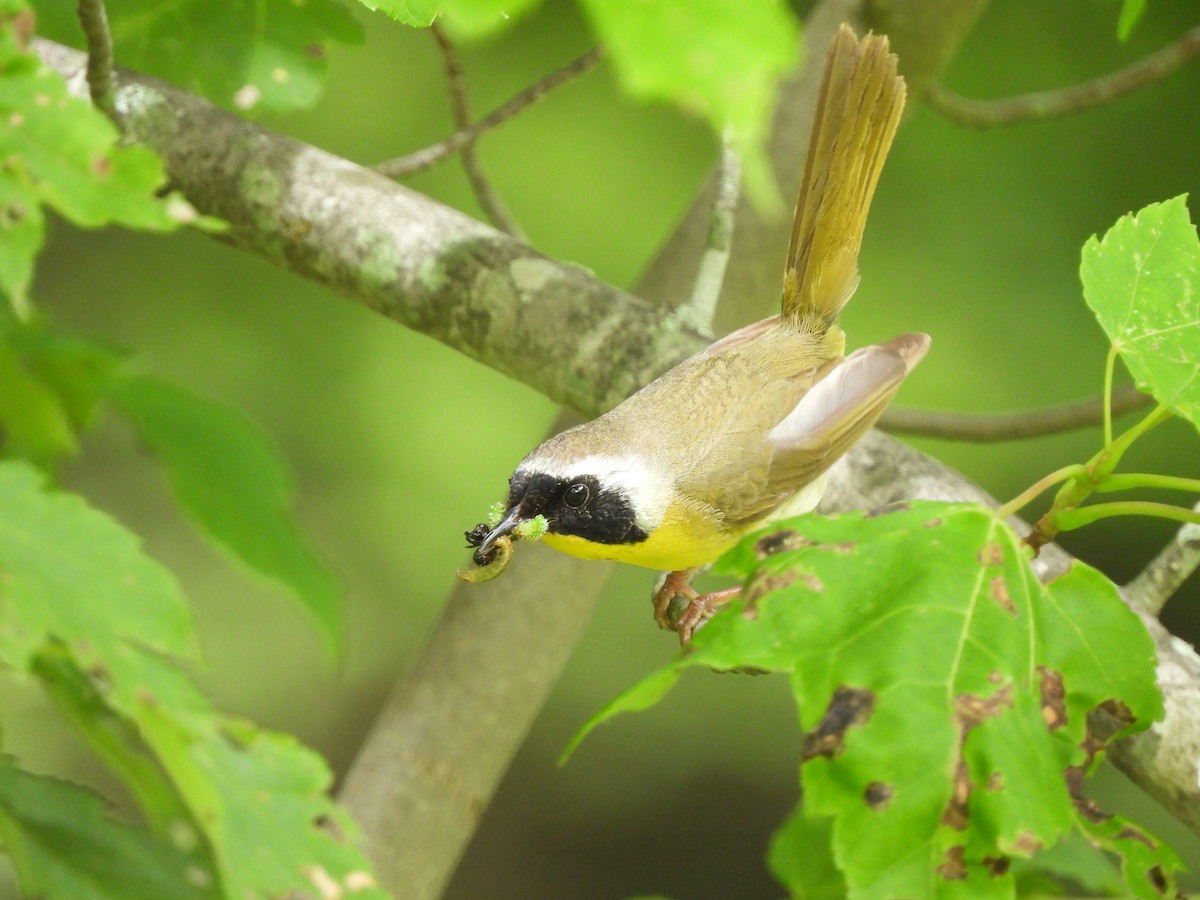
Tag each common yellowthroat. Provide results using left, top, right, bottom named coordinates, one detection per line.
left=466, top=26, right=928, bottom=640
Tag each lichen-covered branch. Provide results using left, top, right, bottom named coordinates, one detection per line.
left=35, top=38, right=706, bottom=422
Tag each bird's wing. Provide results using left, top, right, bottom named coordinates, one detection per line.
left=763, top=333, right=929, bottom=499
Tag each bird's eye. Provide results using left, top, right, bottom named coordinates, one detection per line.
left=563, top=482, right=590, bottom=509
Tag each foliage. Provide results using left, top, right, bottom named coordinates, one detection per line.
left=33, top=0, right=364, bottom=112
left=569, top=503, right=1172, bottom=897
left=569, top=197, right=1200, bottom=897
left=370, top=0, right=800, bottom=208
left=0, top=460, right=381, bottom=898
left=1082, top=195, right=1200, bottom=432
left=0, top=0, right=191, bottom=312
left=7, top=0, right=1200, bottom=896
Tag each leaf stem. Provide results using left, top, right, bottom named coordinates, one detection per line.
left=1125, top=501, right=1200, bottom=616
left=996, top=464, right=1087, bottom=520
left=1095, top=473, right=1200, bottom=495
left=1103, top=345, right=1118, bottom=446
left=1025, top=403, right=1173, bottom=550
left=1054, top=501, right=1200, bottom=531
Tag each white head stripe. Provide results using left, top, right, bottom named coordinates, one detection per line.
left=516, top=454, right=672, bottom=530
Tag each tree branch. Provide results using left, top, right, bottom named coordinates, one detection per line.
left=375, top=46, right=604, bottom=178
left=926, top=23, right=1200, bottom=129
left=33, top=38, right=704, bottom=422
left=36, top=6, right=1200, bottom=891
left=428, top=22, right=524, bottom=239
left=879, top=384, right=1153, bottom=441
left=75, top=0, right=118, bottom=123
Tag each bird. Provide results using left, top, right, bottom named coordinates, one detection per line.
left=466, top=25, right=929, bottom=642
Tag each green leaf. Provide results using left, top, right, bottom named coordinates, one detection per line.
left=1117, top=0, right=1147, bottom=41
left=357, top=0, right=439, bottom=28
left=578, top=502, right=1170, bottom=897
left=0, top=460, right=384, bottom=897
left=431, top=0, right=544, bottom=39
left=1081, top=195, right=1200, bottom=431
left=0, top=6, right=187, bottom=308
left=0, top=333, right=78, bottom=465
left=0, top=757, right=216, bottom=900
left=561, top=664, right=683, bottom=763
left=768, top=809, right=845, bottom=900
left=106, top=375, right=342, bottom=659
left=0, top=459, right=198, bottom=672
left=577, top=0, right=799, bottom=210
left=38, top=0, right=364, bottom=112
left=6, top=320, right=125, bottom=431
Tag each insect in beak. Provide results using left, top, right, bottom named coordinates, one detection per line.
left=472, top=506, right=523, bottom=566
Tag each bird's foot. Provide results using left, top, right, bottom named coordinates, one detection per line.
left=672, top=587, right=743, bottom=645
left=652, top=568, right=742, bottom=645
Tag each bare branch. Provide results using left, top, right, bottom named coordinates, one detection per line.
left=375, top=46, right=604, bottom=179
left=1125, top=502, right=1200, bottom=617
left=927, top=24, right=1200, bottom=129
left=75, top=0, right=118, bottom=124
left=671, top=132, right=741, bottom=336
left=429, top=22, right=524, bottom=239
left=879, top=384, right=1153, bottom=441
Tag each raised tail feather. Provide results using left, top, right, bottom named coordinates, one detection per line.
left=781, top=25, right=906, bottom=327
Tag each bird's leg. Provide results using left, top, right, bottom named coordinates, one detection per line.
left=673, top=586, right=743, bottom=645
left=651, top=567, right=700, bottom=630
left=652, top=568, right=743, bottom=645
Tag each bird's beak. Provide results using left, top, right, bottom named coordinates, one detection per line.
left=474, top=506, right=523, bottom=565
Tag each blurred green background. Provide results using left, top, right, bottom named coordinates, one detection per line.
left=11, top=0, right=1200, bottom=896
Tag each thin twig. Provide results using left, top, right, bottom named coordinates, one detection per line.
left=428, top=23, right=524, bottom=238
left=76, top=0, right=119, bottom=124
left=375, top=46, right=604, bottom=178
left=671, top=132, right=742, bottom=336
left=926, top=23, right=1200, bottom=128
left=879, top=384, right=1152, bottom=442
left=1125, top=501, right=1200, bottom=617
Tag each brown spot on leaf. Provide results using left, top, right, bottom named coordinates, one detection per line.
left=955, top=685, right=1013, bottom=730
left=742, top=571, right=797, bottom=613
left=754, top=530, right=810, bottom=558
left=989, top=576, right=1016, bottom=615
left=863, top=782, right=892, bottom=809
left=802, top=686, right=875, bottom=761
left=987, top=670, right=1003, bottom=684
left=1012, top=831, right=1043, bottom=855
left=1098, top=698, right=1135, bottom=729
left=802, top=572, right=825, bottom=592
left=90, top=155, right=113, bottom=177
left=1148, top=865, right=1169, bottom=895
left=983, top=856, right=1010, bottom=877
left=937, top=846, right=967, bottom=880
left=978, top=542, right=1004, bottom=566
left=942, top=759, right=971, bottom=831
left=1038, top=667, right=1067, bottom=730
left=866, top=501, right=911, bottom=518
left=986, top=772, right=1004, bottom=792
left=825, top=541, right=857, bottom=554
left=923, top=517, right=943, bottom=527
left=942, top=685, right=1014, bottom=830
left=1065, top=763, right=1111, bottom=823
left=1116, top=825, right=1157, bottom=850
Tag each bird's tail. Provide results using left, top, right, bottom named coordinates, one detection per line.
left=781, top=25, right=905, bottom=328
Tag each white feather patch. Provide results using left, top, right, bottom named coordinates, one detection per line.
left=515, top=454, right=673, bottom=531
